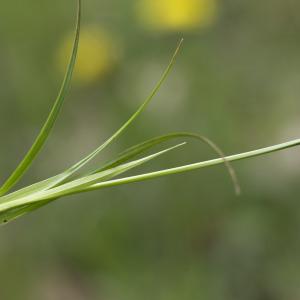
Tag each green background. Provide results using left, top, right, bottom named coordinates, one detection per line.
left=1, top=0, right=300, bottom=299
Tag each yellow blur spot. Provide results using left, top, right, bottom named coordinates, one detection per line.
left=58, top=26, right=118, bottom=84
left=137, top=0, right=217, bottom=31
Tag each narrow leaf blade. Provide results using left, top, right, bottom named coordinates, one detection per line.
left=0, top=0, right=81, bottom=196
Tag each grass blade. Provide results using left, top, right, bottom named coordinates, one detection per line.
left=0, top=0, right=81, bottom=196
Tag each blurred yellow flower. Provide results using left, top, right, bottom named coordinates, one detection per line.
left=137, top=0, right=217, bottom=31
left=57, top=26, right=118, bottom=84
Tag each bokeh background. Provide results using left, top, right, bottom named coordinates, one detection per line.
left=1, top=0, right=300, bottom=299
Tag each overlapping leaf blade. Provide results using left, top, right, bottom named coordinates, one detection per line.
left=0, top=143, right=185, bottom=223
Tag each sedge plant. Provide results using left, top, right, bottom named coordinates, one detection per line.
left=0, top=0, right=299, bottom=225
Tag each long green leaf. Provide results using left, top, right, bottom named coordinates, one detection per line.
left=0, top=0, right=81, bottom=196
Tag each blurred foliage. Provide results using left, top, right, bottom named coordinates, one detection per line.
left=58, top=25, right=119, bottom=84
left=1, top=0, right=300, bottom=299
left=136, top=0, right=217, bottom=31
